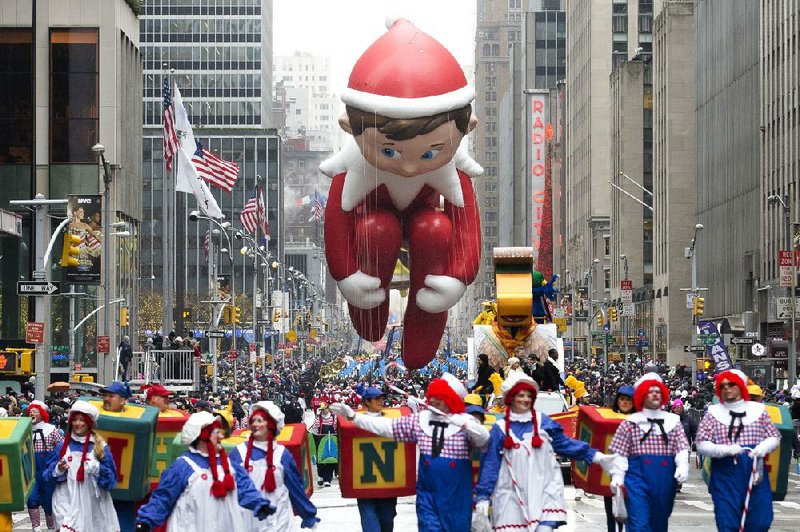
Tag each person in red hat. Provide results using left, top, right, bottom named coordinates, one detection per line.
left=229, top=401, right=319, bottom=531
left=321, top=17, right=483, bottom=370
left=146, top=384, right=173, bottom=413
left=696, top=369, right=781, bottom=532
left=330, top=373, right=489, bottom=532
left=44, top=400, right=119, bottom=531
left=26, top=400, right=63, bottom=532
left=135, top=411, right=276, bottom=531
left=606, top=372, right=690, bottom=532
left=473, top=373, right=617, bottom=531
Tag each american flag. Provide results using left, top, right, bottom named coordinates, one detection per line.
left=240, top=185, right=269, bottom=236
left=203, top=230, right=211, bottom=261
left=162, top=76, right=180, bottom=172
left=309, top=191, right=325, bottom=222
left=192, top=140, right=239, bottom=192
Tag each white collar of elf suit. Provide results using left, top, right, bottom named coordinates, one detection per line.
left=628, top=409, right=680, bottom=434
left=319, top=137, right=483, bottom=212
left=418, top=409, right=461, bottom=438
left=708, top=400, right=764, bottom=426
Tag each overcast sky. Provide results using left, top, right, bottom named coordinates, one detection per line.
left=272, top=0, right=478, bottom=93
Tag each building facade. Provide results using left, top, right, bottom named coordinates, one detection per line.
left=0, top=0, right=142, bottom=383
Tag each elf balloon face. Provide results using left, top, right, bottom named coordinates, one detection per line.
left=322, top=19, right=482, bottom=369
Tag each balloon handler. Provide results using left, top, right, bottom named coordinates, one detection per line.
left=330, top=373, right=489, bottom=532
left=321, top=17, right=483, bottom=369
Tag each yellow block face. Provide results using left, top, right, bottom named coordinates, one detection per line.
left=0, top=455, right=11, bottom=503
left=0, top=423, right=13, bottom=439
left=350, top=436, right=408, bottom=489
left=496, top=273, right=533, bottom=319
left=94, top=429, right=136, bottom=491
left=595, top=409, right=630, bottom=421
left=87, top=400, right=148, bottom=420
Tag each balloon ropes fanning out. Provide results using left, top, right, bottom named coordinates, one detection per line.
left=321, top=17, right=483, bottom=369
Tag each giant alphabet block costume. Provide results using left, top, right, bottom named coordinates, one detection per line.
left=321, top=18, right=482, bottom=369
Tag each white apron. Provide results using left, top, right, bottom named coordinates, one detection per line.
left=167, top=455, right=248, bottom=532
left=236, top=442, right=297, bottom=532
left=491, top=412, right=566, bottom=530
left=51, top=439, right=120, bottom=532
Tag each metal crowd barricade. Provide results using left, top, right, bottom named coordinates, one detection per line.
left=127, top=349, right=199, bottom=392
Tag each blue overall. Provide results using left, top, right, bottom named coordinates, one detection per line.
left=708, top=453, right=772, bottom=532
left=624, top=454, right=676, bottom=532
left=357, top=497, right=398, bottom=532
left=416, top=454, right=472, bottom=532
left=27, top=448, right=56, bottom=514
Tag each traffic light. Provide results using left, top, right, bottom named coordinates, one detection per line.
left=273, top=308, right=281, bottom=322
left=232, top=306, right=241, bottom=324
left=609, top=307, right=618, bottom=322
left=597, top=314, right=605, bottom=328
left=60, top=231, right=81, bottom=267
left=693, top=296, right=705, bottom=317
left=120, top=307, right=129, bottom=327
left=223, top=305, right=232, bottom=324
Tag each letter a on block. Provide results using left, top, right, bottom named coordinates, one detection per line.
left=359, top=441, right=398, bottom=483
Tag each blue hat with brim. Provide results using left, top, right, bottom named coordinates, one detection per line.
left=617, top=385, right=635, bottom=398
left=100, top=381, right=131, bottom=399
left=361, top=387, right=384, bottom=400
left=465, top=404, right=486, bottom=417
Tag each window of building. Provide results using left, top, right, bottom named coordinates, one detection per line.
left=604, top=235, right=611, bottom=256
left=486, top=212, right=497, bottom=222
left=509, top=0, right=522, bottom=9
left=604, top=268, right=611, bottom=290
left=0, top=29, right=33, bottom=164
left=50, top=29, right=98, bottom=163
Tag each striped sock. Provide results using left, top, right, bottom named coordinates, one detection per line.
left=28, top=507, right=41, bottom=528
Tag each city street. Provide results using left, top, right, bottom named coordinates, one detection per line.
left=11, top=457, right=800, bottom=530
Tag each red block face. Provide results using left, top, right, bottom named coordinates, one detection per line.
left=337, top=408, right=417, bottom=499
left=571, top=406, right=628, bottom=497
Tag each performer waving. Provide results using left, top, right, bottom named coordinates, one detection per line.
left=45, top=400, right=119, bottom=532
left=473, top=373, right=617, bottom=531
left=330, top=373, right=489, bottom=532
left=607, top=373, right=690, bottom=532
left=229, top=401, right=319, bottom=531
left=696, top=369, right=780, bottom=532
left=135, top=411, right=276, bottom=531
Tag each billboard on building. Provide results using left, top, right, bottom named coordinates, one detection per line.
left=526, top=91, right=549, bottom=267
left=65, top=194, right=102, bottom=285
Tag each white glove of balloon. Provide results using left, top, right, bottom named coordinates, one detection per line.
left=338, top=271, right=385, bottom=309
left=416, top=275, right=466, bottom=313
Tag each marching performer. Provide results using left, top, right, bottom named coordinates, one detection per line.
left=604, top=385, right=635, bottom=532
left=26, top=400, right=63, bottom=532
left=229, top=401, right=319, bottom=531
left=135, top=412, right=276, bottom=531
left=45, top=400, right=119, bottom=532
left=696, top=369, right=780, bottom=532
left=473, top=373, right=617, bottom=531
left=310, top=402, right=338, bottom=487
left=330, top=373, right=489, bottom=532
left=607, top=373, right=690, bottom=532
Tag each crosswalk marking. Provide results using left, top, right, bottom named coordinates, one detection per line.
left=777, top=501, right=800, bottom=510
left=683, top=500, right=714, bottom=512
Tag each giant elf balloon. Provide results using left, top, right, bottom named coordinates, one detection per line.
left=321, top=18, right=482, bottom=369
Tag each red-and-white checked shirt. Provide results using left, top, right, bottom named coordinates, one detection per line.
left=610, top=418, right=689, bottom=456
left=696, top=409, right=779, bottom=447
left=391, top=412, right=473, bottom=460
left=32, top=422, right=63, bottom=453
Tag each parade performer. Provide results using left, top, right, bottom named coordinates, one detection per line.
left=310, top=403, right=338, bottom=487
left=229, top=401, right=319, bottom=531
left=696, top=369, right=781, bottom=532
left=135, top=412, right=276, bottom=531
left=604, top=385, right=634, bottom=532
left=145, top=384, right=173, bottom=413
left=354, top=387, right=398, bottom=532
left=45, top=400, right=120, bottom=532
left=26, top=400, right=63, bottom=532
left=330, top=373, right=489, bottom=532
left=473, top=373, right=617, bottom=531
left=321, top=17, right=483, bottom=369
left=607, top=373, right=689, bottom=532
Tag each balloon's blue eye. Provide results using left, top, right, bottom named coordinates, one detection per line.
left=421, top=149, right=441, bottom=160
left=381, top=148, right=401, bottom=159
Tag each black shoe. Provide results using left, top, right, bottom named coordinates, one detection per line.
left=317, top=480, right=323, bottom=487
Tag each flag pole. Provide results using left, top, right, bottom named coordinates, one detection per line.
left=161, top=65, right=173, bottom=344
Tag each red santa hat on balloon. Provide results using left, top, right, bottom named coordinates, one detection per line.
left=633, top=372, right=670, bottom=411
left=341, top=18, right=474, bottom=119
left=425, top=372, right=467, bottom=414
left=714, top=368, right=750, bottom=401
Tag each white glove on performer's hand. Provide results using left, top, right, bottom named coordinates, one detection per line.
left=592, top=452, right=616, bottom=471
left=328, top=403, right=355, bottom=420
left=337, top=271, right=385, bottom=309
left=725, top=444, right=744, bottom=457
left=750, top=436, right=780, bottom=458
left=416, top=275, right=466, bottom=313
left=83, top=460, right=100, bottom=478
left=610, top=474, right=625, bottom=492
left=475, top=500, right=490, bottom=517
left=674, top=462, right=689, bottom=483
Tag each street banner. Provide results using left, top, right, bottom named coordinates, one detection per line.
left=65, top=194, right=102, bottom=285
left=697, top=320, right=733, bottom=373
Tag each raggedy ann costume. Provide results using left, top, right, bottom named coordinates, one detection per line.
left=608, top=373, right=690, bottom=532
left=135, top=411, right=276, bottom=531
left=26, top=400, right=63, bottom=531
left=331, top=373, right=489, bottom=532
left=228, top=401, right=319, bottom=531
left=696, top=369, right=780, bottom=532
left=321, top=18, right=483, bottom=370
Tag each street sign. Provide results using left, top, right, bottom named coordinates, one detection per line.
left=620, top=280, right=632, bottom=291
left=622, top=303, right=635, bottom=316
left=686, top=293, right=695, bottom=309
left=703, top=338, right=716, bottom=345
left=776, top=297, right=800, bottom=320
left=745, top=331, right=759, bottom=338
left=779, top=250, right=795, bottom=287
left=97, top=336, right=110, bottom=353
left=206, top=330, right=225, bottom=339
left=17, top=281, right=60, bottom=295
left=751, top=343, right=766, bottom=357
left=637, top=328, right=645, bottom=338
left=684, top=345, right=706, bottom=353
left=730, top=337, right=755, bottom=345
left=286, top=329, right=297, bottom=342
left=26, top=322, right=44, bottom=344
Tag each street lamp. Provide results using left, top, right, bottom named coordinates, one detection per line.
left=620, top=254, right=630, bottom=372
left=687, top=223, right=704, bottom=387
left=768, top=194, right=796, bottom=386
left=92, top=143, right=114, bottom=383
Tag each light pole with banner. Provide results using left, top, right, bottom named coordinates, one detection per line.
left=768, top=194, right=797, bottom=387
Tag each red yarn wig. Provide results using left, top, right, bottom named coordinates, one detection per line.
left=425, top=378, right=465, bottom=414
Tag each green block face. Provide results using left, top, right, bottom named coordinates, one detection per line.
left=81, top=398, right=159, bottom=501
left=0, top=417, right=35, bottom=512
